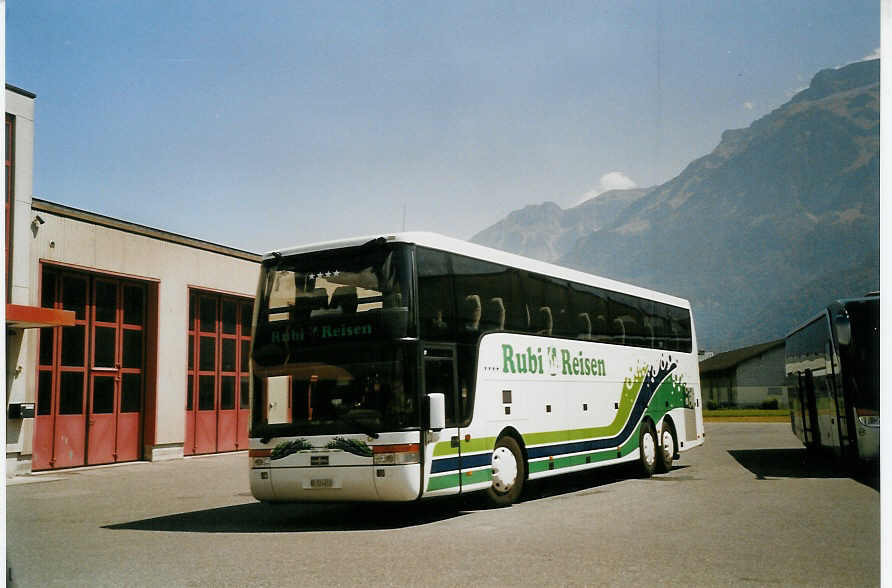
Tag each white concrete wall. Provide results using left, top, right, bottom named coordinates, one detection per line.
left=7, top=89, right=35, bottom=306
left=736, top=346, right=785, bottom=388
left=734, top=385, right=789, bottom=409
left=28, top=211, right=259, bottom=455
left=6, top=89, right=36, bottom=474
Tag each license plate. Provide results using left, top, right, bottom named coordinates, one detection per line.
left=310, top=478, right=333, bottom=489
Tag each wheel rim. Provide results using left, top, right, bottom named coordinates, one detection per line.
left=642, top=431, right=656, bottom=466
left=661, top=430, right=674, bottom=461
left=491, top=446, right=518, bottom=493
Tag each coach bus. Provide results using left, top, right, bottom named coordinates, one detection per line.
left=785, top=294, right=879, bottom=463
left=248, top=233, right=704, bottom=505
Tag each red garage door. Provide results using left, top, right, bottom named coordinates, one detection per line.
left=34, top=268, right=148, bottom=470
left=185, top=291, right=252, bottom=455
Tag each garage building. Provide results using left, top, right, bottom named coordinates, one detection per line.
left=6, top=84, right=262, bottom=476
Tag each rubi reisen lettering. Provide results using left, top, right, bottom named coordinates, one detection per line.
left=502, top=344, right=605, bottom=377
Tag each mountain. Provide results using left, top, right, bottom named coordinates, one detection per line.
left=474, top=59, right=879, bottom=351
left=471, top=188, right=649, bottom=262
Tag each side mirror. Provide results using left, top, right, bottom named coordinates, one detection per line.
left=834, top=315, right=852, bottom=347
left=427, top=393, right=445, bottom=432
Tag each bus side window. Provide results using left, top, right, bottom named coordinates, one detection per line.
left=417, top=248, right=455, bottom=341
left=667, top=306, right=692, bottom=352
left=544, top=277, right=571, bottom=338
left=612, top=317, right=627, bottom=345
left=623, top=315, right=644, bottom=347
left=450, top=253, right=519, bottom=338
left=553, top=307, right=571, bottom=338
left=534, top=306, right=553, bottom=335
left=577, top=312, right=592, bottom=340
left=638, top=300, right=655, bottom=348
left=502, top=270, right=527, bottom=333
left=610, top=293, right=647, bottom=347
left=648, top=305, right=670, bottom=349
left=591, top=292, right=611, bottom=342
left=461, top=294, right=482, bottom=332
left=591, top=313, right=611, bottom=342
left=485, top=297, right=506, bottom=331
left=514, top=304, right=533, bottom=334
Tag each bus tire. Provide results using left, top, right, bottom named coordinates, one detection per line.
left=487, top=436, right=525, bottom=507
left=639, top=421, right=657, bottom=478
left=656, top=420, right=676, bottom=474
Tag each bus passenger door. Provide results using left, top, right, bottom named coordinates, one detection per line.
left=795, top=374, right=811, bottom=445
left=424, top=345, right=462, bottom=493
left=802, top=371, right=820, bottom=449
left=827, top=342, right=853, bottom=459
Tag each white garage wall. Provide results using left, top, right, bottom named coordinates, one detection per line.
left=27, top=201, right=260, bottom=459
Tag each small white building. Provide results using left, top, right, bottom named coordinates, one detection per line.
left=6, top=84, right=262, bottom=476
left=699, top=339, right=787, bottom=409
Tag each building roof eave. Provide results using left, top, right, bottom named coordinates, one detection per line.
left=699, top=339, right=785, bottom=374
left=31, top=198, right=262, bottom=263
left=5, top=84, right=36, bottom=99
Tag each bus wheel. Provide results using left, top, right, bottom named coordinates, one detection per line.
left=656, top=421, right=676, bottom=474
left=487, top=436, right=525, bottom=507
left=639, top=422, right=657, bottom=478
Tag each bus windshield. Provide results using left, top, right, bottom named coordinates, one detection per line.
left=251, top=240, right=417, bottom=436
left=843, top=299, right=879, bottom=412
left=251, top=346, right=417, bottom=436
left=253, top=240, right=413, bottom=367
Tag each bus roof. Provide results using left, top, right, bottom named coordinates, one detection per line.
left=264, top=231, right=691, bottom=310
left=785, top=293, right=879, bottom=339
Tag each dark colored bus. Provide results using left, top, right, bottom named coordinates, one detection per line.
left=785, top=294, right=879, bottom=462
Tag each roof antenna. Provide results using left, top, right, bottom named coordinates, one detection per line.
left=402, top=203, right=407, bottom=232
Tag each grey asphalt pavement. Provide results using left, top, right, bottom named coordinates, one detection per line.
left=6, top=422, right=880, bottom=587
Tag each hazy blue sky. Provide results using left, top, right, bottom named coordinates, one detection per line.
left=7, top=1, right=879, bottom=253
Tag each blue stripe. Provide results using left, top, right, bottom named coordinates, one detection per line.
left=430, top=451, right=492, bottom=474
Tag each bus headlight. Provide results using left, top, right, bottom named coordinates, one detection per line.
left=856, top=408, right=879, bottom=427
left=373, top=443, right=420, bottom=465
left=249, top=449, right=272, bottom=467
